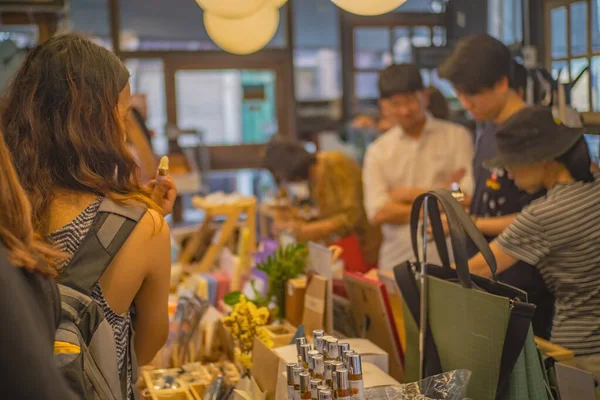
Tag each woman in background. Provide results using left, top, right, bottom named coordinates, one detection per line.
left=1, top=34, right=174, bottom=399
left=263, top=136, right=380, bottom=270
left=0, top=129, right=75, bottom=399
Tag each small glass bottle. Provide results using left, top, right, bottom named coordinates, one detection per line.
left=300, top=372, right=312, bottom=400
left=315, top=336, right=333, bottom=358
left=310, top=378, right=322, bottom=400
left=335, top=368, right=351, bottom=400
left=308, top=350, right=320, bottom=376
left=300, top=344, right=312, bottom=370
left=318, top=389, right=333, bottom=400
left=337, top=343, right=350, bottom=362
left=312, top=354, right=325, bottom=380
left=293, top=365, right=304, bottom=400
left=347, top=354, right=365, bottom=400
left=331, top=361, right=344, bottom=396
left=317, top=385, right=330, bottom=398
left=314, top=336, right=324, bottom=354
left=287, top=363, right=297, bottom=400
left=296, top=337, right=307, bottom=363
left=324, top=361, right=335, bottom=388
left=313, top=329, right=324, bottom=343
left=342, top=350, right=355, bottom=369
left=325, top=337, right=339, bottom=361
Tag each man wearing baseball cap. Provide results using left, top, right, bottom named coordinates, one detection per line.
left=467, top=106, right=600, bottom=380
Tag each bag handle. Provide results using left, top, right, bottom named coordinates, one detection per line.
left=410, top=190, right=498, bottom=284
left=432, top=189, right=498, bottom=278
left=410, top=191, right=473, bottom=288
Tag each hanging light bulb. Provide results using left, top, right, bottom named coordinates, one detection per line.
left=195, top=0, right=267, bottom=19
left=204, top=6, right=280, bottom=55
left=331, top=0, right=408, bottom=16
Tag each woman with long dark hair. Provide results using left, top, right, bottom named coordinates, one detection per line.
left=0, top=127, right=75, bottom=398
left=1, top=34, right=174, bottom=399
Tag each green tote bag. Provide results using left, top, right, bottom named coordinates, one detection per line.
left=395, top=189, right=549, bottom=400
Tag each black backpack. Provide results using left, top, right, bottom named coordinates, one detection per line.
left=54, top=198, right=146, bottom=400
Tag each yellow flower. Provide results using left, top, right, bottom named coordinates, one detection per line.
left=223, top=294, right=274, bottom=371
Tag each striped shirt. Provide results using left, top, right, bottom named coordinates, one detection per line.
left=496, top=171, right=600, bottom=356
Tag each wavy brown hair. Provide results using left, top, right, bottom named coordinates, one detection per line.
left=0, top=34, right=159, bottom=235
left=0, top=130, right=60, bottom=275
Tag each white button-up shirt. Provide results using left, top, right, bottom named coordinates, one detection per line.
left=363, top=116, right=475, bottom=270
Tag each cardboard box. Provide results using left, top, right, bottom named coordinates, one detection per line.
left=285, top=278, right=306, bottom=327
left=251, top=339, right=281, bottom=400
left=362, top=362, right=401, bottom=388
left=302, top=275, right=327, bottom=335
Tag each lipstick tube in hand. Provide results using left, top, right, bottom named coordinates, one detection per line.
left=157, top=156, right=169, bottom=178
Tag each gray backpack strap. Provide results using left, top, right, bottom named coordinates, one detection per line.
left=58, top=197, right=146, bottom=294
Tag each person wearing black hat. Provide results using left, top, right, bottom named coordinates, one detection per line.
left=466, top=106, right=600, bottom=379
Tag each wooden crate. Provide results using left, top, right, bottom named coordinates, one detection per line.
left=143, top=369, right=194, bottom=400
left=151, top=389, right=194, bottom=400
left=265, top=321, right=297, bottom=348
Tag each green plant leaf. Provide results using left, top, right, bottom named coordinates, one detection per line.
left=224, top=291, right=242, bottom=307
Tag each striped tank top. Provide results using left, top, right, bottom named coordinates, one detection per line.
left=48, top=197, right=133, bottom=399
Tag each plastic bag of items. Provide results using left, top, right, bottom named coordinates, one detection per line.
left=365, top=370, right=471, bottom=400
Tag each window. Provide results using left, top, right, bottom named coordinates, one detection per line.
left=488, top=0, right=524, bottom=45
left=69, top=0, right=112, bottom=50
left=125, top=59, right=168, bottom=154
left=352, top=25, right=447, bottom=110
left=175, top=69, right=277, bottom=146
left=0, top=25, right=38, bottom=49
left=548, top=1, right=596, bottom=112
left=293, top=0, right=341, bottom=102
left=118, top=0, right=287, bottom=51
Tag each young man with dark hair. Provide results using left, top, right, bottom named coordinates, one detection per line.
left=511, top=61, right=528, bottom=100
left=363, top=63, right=474, bottom=270
left=439, top=34, right=554, bottom=339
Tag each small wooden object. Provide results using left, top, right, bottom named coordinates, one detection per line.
left=180, top=196, right=257, bottom=273
left=264, top=321, right=297, bottom=348
left=143, top=369, right=194, bottom=400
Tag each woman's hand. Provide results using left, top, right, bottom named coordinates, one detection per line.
left=147, top=176, right=177, bottom=216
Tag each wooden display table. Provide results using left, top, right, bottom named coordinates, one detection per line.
left=180, top=196, right=257, bottom=273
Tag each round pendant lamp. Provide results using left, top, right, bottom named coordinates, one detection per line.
left=331, top=0, right=407, bottom=16
left=271, top=0, right=288, bottom=7
left=195, top=0, right=267, bottom=19
left=205, top=6, right=280, bottom=55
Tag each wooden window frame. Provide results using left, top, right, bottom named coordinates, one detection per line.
left=110, top=0, right=296, bottom=171
left=340, top=11, right=447, bottom=118
left=544, top=0, right=594, bottom=111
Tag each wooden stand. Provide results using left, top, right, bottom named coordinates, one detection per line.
left=180, top=196, right=257, bottom=272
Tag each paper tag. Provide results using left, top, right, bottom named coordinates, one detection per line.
left=287, top=386, right=294, bottom=400
left=305, top=295, right=324, bottom=313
